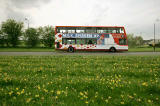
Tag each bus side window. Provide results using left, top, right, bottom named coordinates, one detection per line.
left=57, top=42, right=60, bottom=48
left=88, top=40, right=93, bottom=44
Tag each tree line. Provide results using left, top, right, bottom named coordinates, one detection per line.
left=127, top=34, right=144, bottom=47
left=0, top=19, right=55, bottom=48
left=0, top=19, right=148, bottom=48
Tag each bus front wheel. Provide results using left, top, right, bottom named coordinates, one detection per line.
left=110, top=47, right=116, bottom=52
left=68, top=47, right=74, bottom=52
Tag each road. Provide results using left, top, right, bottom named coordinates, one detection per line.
left=0, top=52, right=160, bottom=56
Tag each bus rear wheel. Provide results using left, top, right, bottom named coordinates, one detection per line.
left=110, top=47, right=116, bottom=52
left=68, top=47, right=74, bottom=52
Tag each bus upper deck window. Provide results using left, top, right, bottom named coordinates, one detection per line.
left=76, top=30, right=85, bottom=33
left=68, top=30, right=75, bottom=33
left=120, top=28, right=124, bottom=33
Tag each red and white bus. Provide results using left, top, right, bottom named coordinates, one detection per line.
left=55, top=26, right=128, bottom=52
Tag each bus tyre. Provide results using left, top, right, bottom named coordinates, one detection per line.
left=110, top=47, right=116, bottom=52
left=68, top=47, right=74, bottom=52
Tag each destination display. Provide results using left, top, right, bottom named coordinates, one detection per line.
left=62, top=33, right=100, bottom=38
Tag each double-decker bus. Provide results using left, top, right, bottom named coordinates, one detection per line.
left=55, top=26, right=128, bottom=52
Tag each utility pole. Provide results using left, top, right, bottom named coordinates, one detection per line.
left=25, top=18, right=29, bottom=29
left=154, top=23, right=155, bottom=52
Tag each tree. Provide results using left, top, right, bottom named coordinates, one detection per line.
left=127, top=34, right=144, bottom=47
left=38, top=26, right=55, bottom=48
left=25, top=28, right=39, bottom=47
left=127, top=34, right=136, bottom=47
left=0, top=30, right=5, bottom=47
left=1, top=19, right=23, bottom=47
left=135, top=36, right=144, bottom=46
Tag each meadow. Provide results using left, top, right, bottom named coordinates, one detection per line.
left=0, top=55, right=160, bottom=105
left=0, top=47, right=160, bottom=52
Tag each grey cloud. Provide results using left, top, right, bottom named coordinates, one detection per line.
left=10, top=0, right=51, bottom=9
left=87, top=1, right=109, bottom=25
left=2, top=0, right=51, bottom=22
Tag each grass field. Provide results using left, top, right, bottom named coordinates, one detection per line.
left=0, top=56, right=160, bottom=105
left=0, top=47, right=55, bottom=52
left=128, top=47, right=160, bottom=52
left=0, top=47, right=160, bottom=52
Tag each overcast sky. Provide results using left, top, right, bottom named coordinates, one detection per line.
left=0, top=0, right=160, bottom=40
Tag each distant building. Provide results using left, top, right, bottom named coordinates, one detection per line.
left=144, top=39, right=160, bottom=45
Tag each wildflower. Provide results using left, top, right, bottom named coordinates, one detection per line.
left=85, top=101, right=88, bottom=104
left=128, top=95, right=133, bottom=99
left=120, top=101, right=124, bottom=104
left=121, top=95, right=124, bottom=98
left=137, top=98, right=141, bottom=102
left=57, top=90, right=61, bottom=95
left=41, top=97, right=44, bottom=100
left=26, top=98, right=32, bottom=103
left=148, top=99, right=151, bottom=103
left=9, top=91, right=13, bottom=96
left=142, top=82, right=148, bottom=86
left=80, top=92, right=83, bottom=96
left=17, top=92, right=20, bottom=95
left=44, top=89, right=48, bottom=93
left=21, top=89, right=24, bottom=94
left=40, top=67, right=43, bottom=70
left=16, top=88, right=19, bottom=90
left=105, top=99, right=109, bottom=103
left=133, top=93, right=137, bottom=96
left=35, top=94, right=39, bottom=98
left=37, top=85, right=40, bottom=90
left=108, top=96, right=112, bottom=99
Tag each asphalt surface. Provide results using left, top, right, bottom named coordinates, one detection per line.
left=0, top=52, right=160, bottom=56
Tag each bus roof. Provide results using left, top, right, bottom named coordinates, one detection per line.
left=55, top=26, right=124, bottom=28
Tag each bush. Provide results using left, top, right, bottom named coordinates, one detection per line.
left=25, top=28, right=39, bottom=47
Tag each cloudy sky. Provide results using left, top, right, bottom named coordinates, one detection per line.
left=0, top=0, right=160, bottom=40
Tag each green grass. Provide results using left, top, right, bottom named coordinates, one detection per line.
left=0, top=47, right=55, bottom=52
left=128, top=47, right=160, bottom=52
left=0, top=56, right=160, bottom=105
left=1, top=47, right=160, bottom=52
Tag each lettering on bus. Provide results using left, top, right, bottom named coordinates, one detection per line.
left=62, top=33, right=100, bottom=38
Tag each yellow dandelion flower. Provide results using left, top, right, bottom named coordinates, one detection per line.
left=80, top=92, right=83, bottom=96
left=120, top=101, right=124, bottom=104
left=35, top=94, right=39, bottom=98
left=137, top=98, right=141, bottom=102
left=40, top=67, right=43, bottom=70
left=41, top=97, right=44, bottom=100
left=44, top=89, right=48, bottom=93
left=105, top=99, right=109, bottom=103
left=16, top=88, right=19, bottom=90
left=148, top=99, right=151, bottom=103
left=26, top=98, right=32, bottom=103
left=121, top=95, right=124, bottom=98
left=128, top=95, right=133, bottom=99
left=142, top=82, right=148, bottom=86
left=21, top=89, right=24, bottom=94
left=37, top=86, right=40, bottom=90
left=85, top=101, right=88, bottom=104
left=9, top=91, right=13, bottom=96
left=17, top=92, right=20, bottom=95
left=57, top=90, right=61, bottom=95
left=108, top=96, right=112, bottom=99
